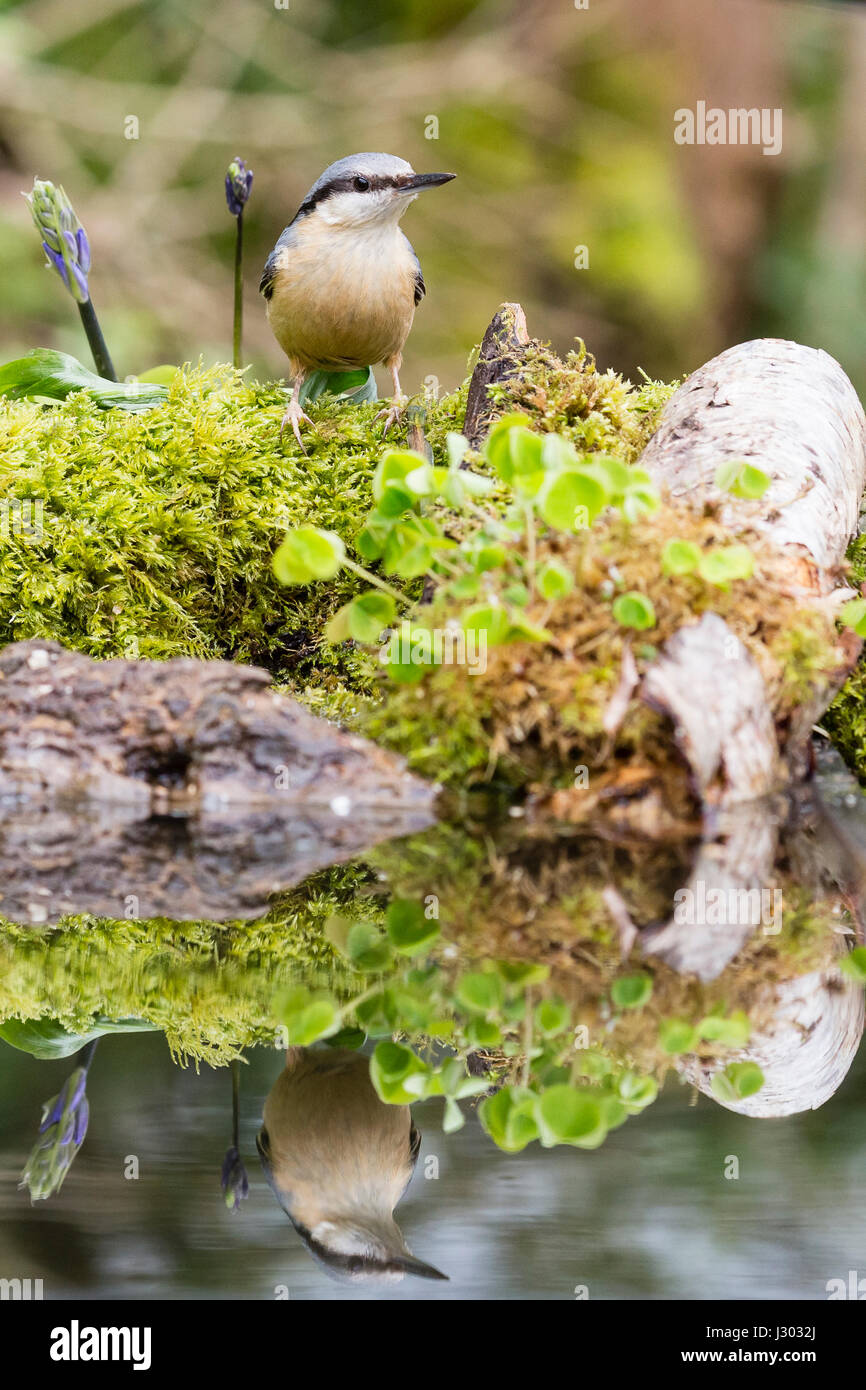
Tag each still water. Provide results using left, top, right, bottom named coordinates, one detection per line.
left=1, top=743, right=865, bottom=1301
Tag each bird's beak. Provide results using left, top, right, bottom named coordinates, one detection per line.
left=393, top=1253, right=450, bottom=1281
left=402, top=172, right=456, bottom=192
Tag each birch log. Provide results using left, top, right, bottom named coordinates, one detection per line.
left=634, top=341, right=866, bottom=979
left=638, top=338, right=866, bottom=592
left=676, top=963, right=864, bottom=1117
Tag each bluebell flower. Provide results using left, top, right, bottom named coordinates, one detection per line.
left=225, top=158, right=254, bottom=216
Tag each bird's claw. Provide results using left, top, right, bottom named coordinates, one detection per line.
left=375, top=394, right=409, bottom=437
left=280, top=400, right=314, bottom=453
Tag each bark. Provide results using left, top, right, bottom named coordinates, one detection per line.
left=0, top=640, right=435, bottom=817
left=638, top=337, right=866, bottom=593
left=463, top=302, right=531, bottom=449
left=677, top=964, right=864, bottom=1117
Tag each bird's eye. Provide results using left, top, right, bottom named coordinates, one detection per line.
left=353, top=176, right=370, bottom=192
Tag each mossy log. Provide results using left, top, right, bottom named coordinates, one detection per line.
left=0, top=637, right=433, bottom=837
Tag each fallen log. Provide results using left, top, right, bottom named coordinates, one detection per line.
left=0, top=639, right=435, bottom=819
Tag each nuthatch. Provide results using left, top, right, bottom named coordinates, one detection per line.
left=257, top=1046, right=447, bottom=1283
left=260, top=153, right=455, bottom=448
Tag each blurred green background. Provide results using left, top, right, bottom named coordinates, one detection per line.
left=0, top=0, right=864, bottom=397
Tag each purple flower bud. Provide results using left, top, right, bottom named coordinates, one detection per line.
left=225, top=158, right=253, bottom=217
left=21, top=1062, right=91, bottom=1202
left=25, top=179, right=91, bottom=304
left=221, top=1145, right=249, bottom=1212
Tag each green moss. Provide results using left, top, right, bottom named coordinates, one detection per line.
left=0, top=863, right=372, bottom=1065
left=485, top=340, right=676, bottom=458
left=0, top=364, right=461, bottom=706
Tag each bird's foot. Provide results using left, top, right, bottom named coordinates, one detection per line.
left=375, top=393, right=409, bottom=437
left=280, top=399, right=314, bottom=453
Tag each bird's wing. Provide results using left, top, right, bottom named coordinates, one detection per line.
left=403, top=233, right=426, bottom=305
left=260, top=225, right=299, bottom=300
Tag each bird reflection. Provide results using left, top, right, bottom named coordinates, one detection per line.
left=257, top=1046, right=447, bottom=1283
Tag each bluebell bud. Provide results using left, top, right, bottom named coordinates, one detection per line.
left=20, top=1064, right=91, bottom=1202
left=221, top=1145, right=249, bottom=1212
left=25, top=180, right=91, bottom=304
left=225, top=158, right=253, bottom=217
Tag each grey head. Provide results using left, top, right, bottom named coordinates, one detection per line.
left=290, top=151, right=455, bottom=229
left=256, top=1122, right=448, bottom=1285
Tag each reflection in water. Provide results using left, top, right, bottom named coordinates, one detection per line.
left=1, top=738, right=866, bottom=1297
left=258, top=1047, right=446, bottom=1282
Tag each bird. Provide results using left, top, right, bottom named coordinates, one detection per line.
left=260, top=152, right=456, bottom=449
left=257, top=1045, right=448, bottom=1283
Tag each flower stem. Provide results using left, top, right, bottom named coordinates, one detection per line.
left=342, top=557, right=406, bottom=603
left=232, top=210, right=244, bottom=370
left=231, top=1058, right=241, bottom=1149
left=78, top=298, right=117, bottom=381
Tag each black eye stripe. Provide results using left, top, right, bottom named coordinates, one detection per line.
left=297, top=172, right=405, bottom=216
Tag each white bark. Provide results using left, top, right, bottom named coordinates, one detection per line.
left=639, top=338, right=866, bottom=591
left=676, top=964, right=864, bottom=1117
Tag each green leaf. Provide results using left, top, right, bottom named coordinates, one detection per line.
left=661, top=539, right=701, bottom=577
left=840, top=599, right=866, bottom=639
left=534, top=998, right=571, bottom=1036
left=369, top=1041, right=430, bottom=1105
left=711, top=1061, right=764, bottom=1102
left=323, top=602, right=353, bottom=644
left=345, top=921, right=393, bottom=972
left=537, top=559, right=574, bottom=600
left=698, top=545, right=754, bottom=586
left=274, top=985, right=340, bottom=1045
left=484, top=415, right=536, bottom=482
left=386, top=898, right=440, bottom=956
left=299, top=366, right=377, bottom=405
left=535, top=1085, right=606, bottom=1148
left=461, top=603, right=511, bottom=646
left=612, top=592, right=656, bottom=631
left=465, top=1017, right=503, bottom=1049
left=840, top=946, right=866, bottom=983
left=658, top=1018, right=698, bottom=1055
left=346, top=591, right=395, bottom=643
left=479, top=1085, right=539, bottom=1152
left=272, top=527, right=345, bottom=585
left=455, top=971, right=503, bottom=1016
left=617, top=1071, right=658, bottom=1111
left=537, top=469, right=607, bottom=531
left=697, top=1011, right=751, bottom=1047
left=445, top=431, right=470, bottom=468
left=714, top=459, right=770, bottom=499
left=0, top=1015, right=156, bottom=1059
left=494, top=961, right=550, bottom=990
left=0, top=349, right=168, bottom=412
left=442, top=1096, right=465, bottom=1133
left=611, top=973, right=653, bottom=1009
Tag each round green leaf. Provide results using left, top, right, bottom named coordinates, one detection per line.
left=346, top=591, right=395, bottom=643
left=538, top=469, right=607, bottom=531
left=272, top=527, right=345, bottom=585
left=658, top=1018, right=698, bottom=1054
left=611, top=973, right=653, bottom=1009
left=386, top=898, right=440, bottom=956
left=698, top=544, right=754, bottom=586
left=612, top=592, right=656, bottom=631
left=661, top=539, right=701, bottom=577
left=537, top=559, right=574, bottom=600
